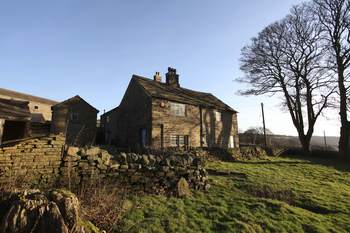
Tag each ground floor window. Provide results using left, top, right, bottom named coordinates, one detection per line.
left=170, top=135, right=189, bottom=147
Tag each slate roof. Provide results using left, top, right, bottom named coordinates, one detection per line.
left=0, top=98, right=31, bottom=121
left=52, top=95, right=99, bottom=113
left=0, top=88, right=58, bottom=105
left=133, top=75, right=237, bottom=112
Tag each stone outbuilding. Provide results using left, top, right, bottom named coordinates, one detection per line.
left=101, top=67, right=239, bottom=150
left=0, top=98, right=31, bottom=144
left=50, top=95, right=99, bottom=146
left=0, top=88, right=58, bottom=123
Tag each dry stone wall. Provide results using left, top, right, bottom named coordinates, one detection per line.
left=0, top=135, right=65, bottom=185
left=62, top=147, right=210, bottom=194
left=0, top=136, right=209, bottom=194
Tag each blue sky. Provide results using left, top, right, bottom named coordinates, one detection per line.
left=0, top=0, right=340, bottom=136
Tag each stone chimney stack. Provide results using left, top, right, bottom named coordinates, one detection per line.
left=153, top=72, right=162, bottom=82
left=165, top=67, right=180, bottom=87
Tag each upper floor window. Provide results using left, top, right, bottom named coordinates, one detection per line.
left=70, top=112, right=79, bottom=121
left=170, top=102, right=185, bottom=116
left=215, top=110, right=221, bottom=122
left=106, top=116, right=110, bottom=123
left=34, top=105, right=39, bottom=110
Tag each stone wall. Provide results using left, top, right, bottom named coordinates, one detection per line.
left=0, top=135, right=65, bottom=185
left=61, top=147, right=209, bottom=194
left=0, top=136, right=209, bottom=194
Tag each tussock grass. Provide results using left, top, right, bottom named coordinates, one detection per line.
left=115, top=156, right=350, bottom=233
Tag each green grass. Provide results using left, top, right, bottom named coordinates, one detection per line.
left=114, top=156, right=350, bottom=233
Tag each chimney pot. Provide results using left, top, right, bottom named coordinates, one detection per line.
left=153, top=72, right=162, bottom=82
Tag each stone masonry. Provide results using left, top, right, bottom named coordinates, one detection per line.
left=0, top=135, right=64, bottom=185
left=0, top=136, right=209, bottom=194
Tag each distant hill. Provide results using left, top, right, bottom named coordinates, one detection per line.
left=239, top=133, right=339, bottom=151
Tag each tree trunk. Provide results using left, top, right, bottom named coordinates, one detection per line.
left=298, top=134, right=311, bottom=155
left=337, top=62, right=349, bottom=158
left=339, top=123, right=350, bottom=159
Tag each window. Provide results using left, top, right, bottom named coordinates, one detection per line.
left=170, top=135, right=178, bottom=146
left=215, top=111, right=221, bottom=122
left=106, top=116, right=110, bottom=123
left=170, top=135, right=189, bottom=147
left=34, top=106, right=39, bottom=110
left=170, top=102, right=185, bottom=116
left=70, top=112, right=79, bottom=121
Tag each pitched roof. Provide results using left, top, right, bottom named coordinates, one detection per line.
left=101, top=106, right=119, bottom=117
left=0, top=98, right=31, bottom=121
left=52, top=95, right=99, bottom=113
left=0, top=88, right=58, bottom=105
left=133, top=75, right=237, bottom=112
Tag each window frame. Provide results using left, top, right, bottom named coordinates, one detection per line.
left=170, top=102, right=186, bottom=117
left=170, top=135, right=189, bottom=147
left=70, top=112, right=79, bottom=121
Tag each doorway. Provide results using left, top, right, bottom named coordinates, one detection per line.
left=140, top=128, right=147, bottom=148
left=2, top=120, right=27, bottom=142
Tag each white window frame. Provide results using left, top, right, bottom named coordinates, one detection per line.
left=170, top=102, right=186, bottom=117
left=170, top=135, right=189, bottom=147
left=170, top=135, right=178, bottom=146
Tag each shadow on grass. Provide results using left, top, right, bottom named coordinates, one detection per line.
left=232, top=154, right=350, bottom=173
left=282, top=154, right=350, bottom=173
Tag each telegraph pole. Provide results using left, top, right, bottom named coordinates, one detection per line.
left=323, top=130, right=328, bottom=150
left=261, top=103, right=267, bottom=148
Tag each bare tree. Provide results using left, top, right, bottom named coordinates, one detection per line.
left=313, top=0, right=350, bottom=158
left=239, top=4, right=334, bottom=154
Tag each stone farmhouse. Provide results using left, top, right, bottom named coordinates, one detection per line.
left=51, top=95, right=99, bottom=146
left=101, top=67, right=239, bottom=150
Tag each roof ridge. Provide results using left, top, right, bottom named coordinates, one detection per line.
left=133, top=75, right=211, bottom=95
left=132, top=75, right=237, bottom=112
left=53, top=95, right=99, bottom=112
left=0, top=88, right=59, bottom=105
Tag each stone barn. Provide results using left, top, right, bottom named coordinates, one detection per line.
left=0, top=88, right=58, bottom=123
left=103, top=67, right=239, bottom=150
left=0, top=98, right=31, bottom=144
left=50, top=95, right=99, bottom=146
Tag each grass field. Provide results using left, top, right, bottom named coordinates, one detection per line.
left=114, top=156, right=350, bottom=233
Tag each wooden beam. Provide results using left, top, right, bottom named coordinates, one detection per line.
left=0, top=119, right=5, bottom=145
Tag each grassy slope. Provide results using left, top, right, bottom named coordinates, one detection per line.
left=115, top=156, right=350, bottom=233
